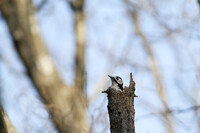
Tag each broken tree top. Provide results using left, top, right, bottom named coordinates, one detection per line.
left=102, top=73, right=137, bottom=97
left=102, top=73, right=137, bottom=133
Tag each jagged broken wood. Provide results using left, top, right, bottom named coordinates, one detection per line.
left=102, top=73, right=137, bottom=133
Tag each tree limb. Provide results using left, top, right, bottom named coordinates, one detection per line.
left=0, top=0, right=87, bottom=132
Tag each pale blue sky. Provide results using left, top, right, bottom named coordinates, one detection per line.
left=1, top=0, right=200, bottom=133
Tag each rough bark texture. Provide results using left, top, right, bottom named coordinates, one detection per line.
left=103, top=73, right=137, bottom=133
left=0, top=0, right=7, bottom=5
left=0, top=0, right=87, bottom=133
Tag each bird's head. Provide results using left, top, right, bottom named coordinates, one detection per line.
left=108, top=75, right=123, bottom=86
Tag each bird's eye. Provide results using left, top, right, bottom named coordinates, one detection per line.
left=116, top=76, right=121, bottom=80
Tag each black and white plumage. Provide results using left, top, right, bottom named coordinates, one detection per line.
left=108, top=75, right=123, bottom=91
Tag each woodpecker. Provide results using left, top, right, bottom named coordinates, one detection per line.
left=108, top=75, right=123, bottom=91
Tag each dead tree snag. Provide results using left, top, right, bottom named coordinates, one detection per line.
left=103, top=73, right=137, bottom=133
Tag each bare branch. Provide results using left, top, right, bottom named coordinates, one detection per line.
left=0, top=0, right=88, bottom=132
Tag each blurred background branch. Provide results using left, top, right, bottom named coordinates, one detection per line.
left=0, top=0, right=87, bottom=132
left=0, top=0, right=199, bottom=133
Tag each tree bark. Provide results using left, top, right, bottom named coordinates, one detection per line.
left=0, top=0, right=87, bottom=133
left=103, top=73, right=137, bottom=133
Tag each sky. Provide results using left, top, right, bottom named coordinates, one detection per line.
left=0, top=0, right=200, bottom=133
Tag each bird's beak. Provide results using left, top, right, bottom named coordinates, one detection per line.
left=108, top=75, right=114, bottom=79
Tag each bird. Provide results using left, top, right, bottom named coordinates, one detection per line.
left=108, top=75, right=123, bottom=91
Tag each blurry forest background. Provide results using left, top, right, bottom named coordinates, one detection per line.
left=0, top=0, right=200, bottom=133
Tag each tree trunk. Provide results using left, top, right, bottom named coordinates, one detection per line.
left=0, top=0, right=87, bottom=132
left=103, top=73, right=137, bottom=133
